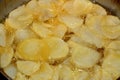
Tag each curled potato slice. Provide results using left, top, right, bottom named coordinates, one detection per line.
left=0, top=24, right=6, bottom=47
left=43, top=37, right=69, bottom=61
left=29, top=62, right=53, bottom=80
left=58, top=15, right=83, bottom=29
left=3, top=64, right=17, bottom=79
left=68, top=41, right=101, bottom=68
left=17, top=38, right=49, bottom=61
left=16, top=60, right=40, bottom=75
left=31, top=22, right=53, bottom=38
left=0, top=48, right=14, bottom=68
left=15, top=29, right=38, bottom=43
left=102, top=51, right=120, bottom=79
left=5, top=5, right=33, bottom=29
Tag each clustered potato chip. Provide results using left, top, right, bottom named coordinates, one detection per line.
left=0, top=0, right=120, bottom=80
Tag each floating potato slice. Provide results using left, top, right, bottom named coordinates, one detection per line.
left=51, top=24, right=67, bottom=38
left=29, top=62, right=53, bottom=80
left=0, top=24, right=6, bottom=47
left=78, top=26, right=104, bottom=48
left=15, top=72, right=27, bottom=80
left=74, top=70, right=89, bottom=80
left=43, top=37, right=69, bottom=61
left=59, top=65, right=74, bottom=80
left=6, top=5, right=33, bottom=29
left=32, top=22, right=53, bottom=38
left=102, top=52, right=120, bottom=79
left=16, top=61, right=40, bottom=75
left=63, top=0, right=93, bottom=16
left=26, top=0, right=41, bottom=17
left=91, top=4, right=107, bottom=15
left=3, top=64, right=17, bottom=79
left=15, top=29, right=38, bottom=43
left=73, top=0, right=93, bottom=15
left=68, top=41, right=101, bottom=68
left=17, top=38, right=49, bottom=61
left=37, top=0, right=58, bottom=21
left=58, top=15, right=83, bottom=29
left=0, top=48, right=14, bottom=68
left=101, top=15, right=120, bottom=39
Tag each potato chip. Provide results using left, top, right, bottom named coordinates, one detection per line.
left=0, top=48, right=14, bottom=68
left=0, top=24, right=6, bottom=47
left=58, top=15, right=83, bottom=29
left=68, top=41, right=101, bottom=68
left=51, top=24, right=67, bottom=38
left=102, top=52, right=120, bottom=79
left=3, top=64, right=17, bottom=79
left=29, top=62, right=53, bottom=80
left=17, top=38, right=49, bottom=61
left=43, top=37, right=69, bottom=61
left=31, top=22, right=53, bottom=38
left=6, top=5, right=33, bottom=29
left=15, top=29, right=38, bottom=43
left=16, top=60, right=40, bottom=75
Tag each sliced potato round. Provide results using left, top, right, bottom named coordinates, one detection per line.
left=69, top=41, right=101, bottom=68
left=29, top=62, right=53, bottom=80
left=15, top=29, right=38, bottom=43
left=6, top=5, right=33, bottom=30
left=17, top=38, right=49, bottom=61
left=43, top=37, right=69, bottom=61
left=31, top=22, right=53, bottom=38
left=107, top=41, right=120, bottom=50
left=102, top=52, right=120, bottom=79
left=16, top=60, right=40, bottom=75
left=0, top=24, right=6, bottom=47
left=58, top=15, right=83, bottom=29
left=3, top=64, right=17, bottom=79
left=0, top=48, right=14, bottom=68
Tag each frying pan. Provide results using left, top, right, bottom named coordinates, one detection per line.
left=0, top=0, right=120, bottom=80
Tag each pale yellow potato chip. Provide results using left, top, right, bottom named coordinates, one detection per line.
left=43, top=37, right=69, bottom=61
left=15, top=29, right=38, bottom=43
left=3, top=64, right=17, bottom=79
left=51, top=24, right=67, bottom=38
left=59, top=65, right=74, bottom=80
left=15, top=72, right=27, bottom=80
left=63, top=0, right=93, bottom=16
left=101, top=15, right=120, bottom=39
left=0, top=48, right=14, bottom=68
left=102, top=51, right=120, bottom=79
left=58, top=15, right=83, bottom=29
left=0, top=24, right=6, bottom=47
left=17, top=38, right=49, bottom=61
left=31, top=22, right=53, bottom=38
left=68, top=41, right=101, bottom=68
left=6, top=5, right=33, bottom=29
left=91, top=4, right=107, bottom=15
left=107, top=41, right=120, bottom=50
left=29, top=62, right=53, bottom=80
left=16, top=60, right=40, bottom=75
